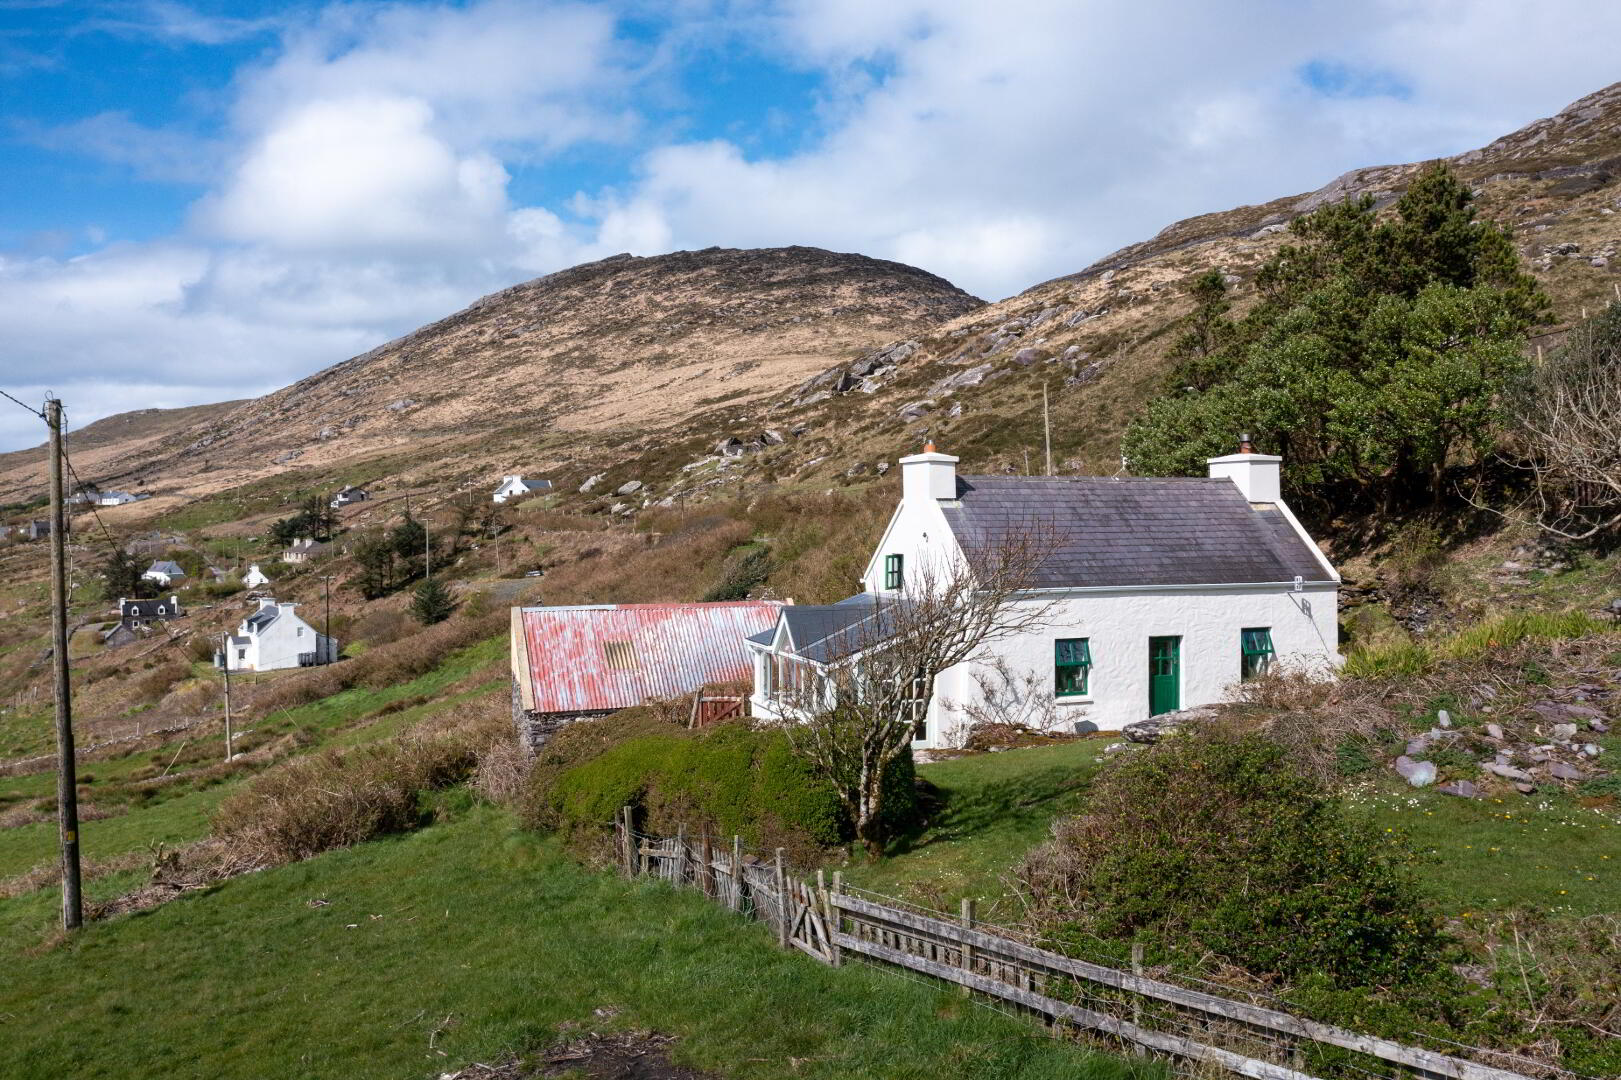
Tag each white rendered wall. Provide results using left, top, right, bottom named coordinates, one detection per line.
left=923, top=584, right=1341, bottom=745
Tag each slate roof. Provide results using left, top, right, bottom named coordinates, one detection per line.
left=145, top=560, right=186, bottom=577
left=772, top=594, right=917, bottom=665
left=244, top=607, right=281, bottom=633
left=941, top=476, right=1331, bottom=589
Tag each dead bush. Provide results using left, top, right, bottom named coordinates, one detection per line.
left=350, top=605, right=412, bottom=648
left=211, top=731, right=481, bottom=866
left=136, top=661, right=190, bottom=703
left=473, top=737, right=530, bottom=806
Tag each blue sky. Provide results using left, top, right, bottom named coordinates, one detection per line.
left=1, top=0, right=1617, bottom=450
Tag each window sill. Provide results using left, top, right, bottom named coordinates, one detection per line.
left=1054, top=696, right=1094, bottom=706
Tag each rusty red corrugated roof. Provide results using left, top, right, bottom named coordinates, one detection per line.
left=516, top=600, right=782, bottom=714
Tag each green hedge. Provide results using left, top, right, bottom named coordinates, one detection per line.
left=524, top=716, right=919, bottom=858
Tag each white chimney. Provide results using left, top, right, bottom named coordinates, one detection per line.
left=899, top=442, right=959, bottom=503
left=1206, top=434, right=1281, bottom=503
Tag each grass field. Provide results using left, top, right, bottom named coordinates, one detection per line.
left=0, top=805, right=1158, bottom=1080
left=827, top=741, right=1106, bottom=921
left=0, top=635, right=506, bottom=885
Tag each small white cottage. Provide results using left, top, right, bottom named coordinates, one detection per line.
left=747, top=441, right=1340, bottom=748
left=142, top=560, right=187, bottom=587
left=217, top=598, right=337, bottom=672
left=493, top=475, right=546, bottom=503
left=242, top=563, right=271, bottom=588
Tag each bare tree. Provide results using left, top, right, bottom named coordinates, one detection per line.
left=947, top=656, right=1066, bottom=744
left=1495, top=304, right=1621, bottom=540
left=768, top=526, right=1060, bottom=857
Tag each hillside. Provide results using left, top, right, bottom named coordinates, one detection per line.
left=5, top=83, right=1618, bottom=524
left=0, top=247, right=981, bottom=503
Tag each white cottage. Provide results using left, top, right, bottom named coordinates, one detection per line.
left=748, top=441, right=1340, bottom=748
left=142, top=560, right=187, bottom=587
left=242, top=563, right=271, bottom=588
left=493, top=475, right=549, bottom=503
left=218, top=598, right=338, bottom=672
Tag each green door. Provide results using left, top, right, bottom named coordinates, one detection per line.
left=1149, top=636, right=1181, bottom=716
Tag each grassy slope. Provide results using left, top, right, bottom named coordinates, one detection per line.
left=833, top=742, right=1621, bottom=921
left=830, top=742, right=1105, bottom=922
left=0, top=635, right=506, bottom=883
left=0, top=806, right=1157, bottom=1080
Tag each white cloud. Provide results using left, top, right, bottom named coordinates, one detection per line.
left=200, top=95, right=513, bottom=254
left=6, top=0, right=1621, bottom=453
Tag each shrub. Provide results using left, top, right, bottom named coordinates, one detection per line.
left=521, top=714, right=918, bottom=860
left=1018, top=726, right=1449, bottom=988
left=212, top=693, right=509, bottom=865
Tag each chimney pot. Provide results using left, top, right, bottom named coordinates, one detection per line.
left=1238, top=433, right=1254, bottom=454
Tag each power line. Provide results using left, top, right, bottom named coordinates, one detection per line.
left=0, top=387, right=45, bottom=420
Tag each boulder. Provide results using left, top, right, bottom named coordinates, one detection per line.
left=1548, top=761, right=1586, bottom=781
left=1515, top=782, right=1538, bottom=795
left=579, top=473, right=605, bottom=494
left=897, top=399, right=936, bottom=422
left=1485, top=762, right=1533, bottom=782
left=1437, top=780, right=1481, bottom=799
left=1122, top=705, right=1222, bottom=744
left=1485, top=723, right=1504, bottom=741
left=615, top=480, right=643, bottom=496
left=1011, top=347, right=1044, bottom=366
left=1591, top=719, right=1610, bottom=734
left=1395, top=756, right=1437, bottom=787
left=1436, top=709, right=1452, bottom=728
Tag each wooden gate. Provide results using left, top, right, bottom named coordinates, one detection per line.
left=782, top=875, right=836, bottom=963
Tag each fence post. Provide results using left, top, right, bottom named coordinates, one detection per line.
left=1131, top=941, right=1145, bottom=1030
left=676, top=823, right=688, bottom=886
left=827, top=871, right=843, bottom=967
left=700, top=827, right=713, bottom=898
left=774, top=848, right=789, bottom=948
left=730, top=836, right=743, bottom=911
left=620, top=806, right=635, bottom=879
left=960, top=898, right=977, bottom=989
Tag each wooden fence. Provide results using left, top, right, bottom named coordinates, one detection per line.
left=615, top=812, right=1563, bottom=1080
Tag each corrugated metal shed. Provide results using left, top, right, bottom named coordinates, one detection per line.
left=513, top=600, right=783, bottom=715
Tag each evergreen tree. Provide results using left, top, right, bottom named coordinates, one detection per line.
left=101, top=547, right=146, bottom=600
left=410, top=576, right=456, bottom=625
left=1123, top=161, right=1549, bottom=510
left=353, top=532, right=395, bottom=600
left=390, top=514, right=427, bottom=580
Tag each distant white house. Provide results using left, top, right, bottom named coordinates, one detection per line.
left=96, top=491, right=145, bottom=507
left=217, top=598, right=337, bottom=672
left=330, top=485, right=369, bottom=509
left=493, top=475, right=549, bottom=503
left=243, top=564, right=271, bottom=588
left=283, top=538, right=330, bottom=564
left=142, top=560, right=187, bottom=587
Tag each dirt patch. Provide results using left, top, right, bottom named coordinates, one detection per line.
left=439, top=1031, right=718, bottom=1079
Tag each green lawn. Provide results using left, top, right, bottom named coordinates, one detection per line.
left=1354, top=782, right=1621, bottom=916
left=829, top=741, right=1107, bottom=920
left=0, top=806, right=1157, bottom=1080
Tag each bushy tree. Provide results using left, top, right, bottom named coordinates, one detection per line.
left=410, top=576, right=456, bottom=626
left=390, top=514, right=427, bottom=578
left=1124, top=162, right=1549, bottom=510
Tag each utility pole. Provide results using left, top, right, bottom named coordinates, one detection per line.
left=46, top=397, right=82, bottom=931
left=322, top=575, right=332, bottom=665
left=424, top=520, right=432, bottom=580
left=1042, top=381, right=1054, bottom=476
left=220, top=632, right=234, bottom=762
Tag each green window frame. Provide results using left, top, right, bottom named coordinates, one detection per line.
left=1055, top=638, right=1092, bottom=696
left=884, top=553, right=904, bottom=590
left=1241, top=627, right=1275, bottom=680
